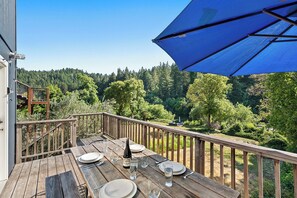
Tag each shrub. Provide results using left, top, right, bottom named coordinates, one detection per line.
left=223, top=122, right=243, bottom=135
left=243, top=122, right=256, bottom=133
left=183, top=120, right=202, bottom=127
left=261, top=137, right=288, bottom=151
left=147, top=104, right=174, bottom=121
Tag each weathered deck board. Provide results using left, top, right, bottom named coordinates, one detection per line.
left=0, top=163, right=24, bottom=198
left=12, top=161, right=33, bottom=197
left=36, top=158, right=48, bottom=197
left=24, top=160, right=40, bottom=198
left=1, top=154, right=85, bottom=198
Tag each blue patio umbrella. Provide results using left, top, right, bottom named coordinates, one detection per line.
left=153, top=0, right=297, bottom=76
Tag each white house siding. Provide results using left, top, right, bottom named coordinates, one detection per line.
left=0, top=0, right=16, bottom=177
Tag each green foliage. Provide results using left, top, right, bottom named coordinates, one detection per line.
left=164, top=97, right=190, bottom=120
left=187, top=73, right=232, bottom=127
left=146, top=104, right=174, bottom=121
left=234, top=103, right=255, bottom=123
left=264, top=73, right=297, bottom=151
left=224, top=122, right=243, bottom=135
left=77, top=73, right=99, bottom=105
left=260, top=131, right=288, bottom=151
left=104, top=78, right=146, bottom=117
left=48, top=84, right=63, bottom=103
left=228, top=75, right=264, bottom=113
left=51, top=92, right=102, bottom=119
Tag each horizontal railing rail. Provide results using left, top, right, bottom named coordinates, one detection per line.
left=102, top=112, right=297, bottom=198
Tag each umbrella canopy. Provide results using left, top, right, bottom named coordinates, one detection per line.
left=153, top=0, right=297, bottom=76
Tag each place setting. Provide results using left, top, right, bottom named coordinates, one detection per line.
left=158, top=160, right=186, bottom=176
left=77, top=152, right=106, bottom=170
left=77, top=152, right=104, bottom=164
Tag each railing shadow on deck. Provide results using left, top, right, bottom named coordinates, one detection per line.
left=16, top=112, right=297, bottom=198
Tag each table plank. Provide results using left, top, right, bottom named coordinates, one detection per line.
left=68, top=154, right=85, bottom=186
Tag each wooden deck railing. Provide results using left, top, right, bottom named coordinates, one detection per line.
left=16, top=112, right=297, bottom=197
left=72, top=113, right=103, bottom=137
left=16, top=118, right=77, bottom=163
left=101, top=112, right=297, bottom=198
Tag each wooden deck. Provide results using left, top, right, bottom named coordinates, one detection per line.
left=0, top=153, right=85, bottom=198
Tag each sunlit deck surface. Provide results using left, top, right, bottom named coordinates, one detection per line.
left=1, top=153, right=85, bottom=198
left=1, top=135, right=104, bottom=198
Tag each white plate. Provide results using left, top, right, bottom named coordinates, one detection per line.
left=99, top=179, right=137, bottom=198
left=160, top=161, right=184, bottom=172
left=130, top=144, right=145, bottom=153
left=78, top=152, right=104, bottom=164
left=159, top=161, right=187, bottom=175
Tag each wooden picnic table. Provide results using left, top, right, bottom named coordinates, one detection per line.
left=71, top=138, right=241, bottom=198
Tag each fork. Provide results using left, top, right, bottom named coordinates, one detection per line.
left=183, top=171, right=194, bottom=179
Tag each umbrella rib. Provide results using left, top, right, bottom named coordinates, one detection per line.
left=155, top=10, right=263, bottom=41
left=263, top=9, right=297, bottom=26
left=155, top=1, right=297, bottom=41
left=182, top=9, right=297, bottom=72
left=230, top=24, right=295, bottom=76
left=273, top=39, right=297, bottom=42
left=249, top=34, right=297, bottom=39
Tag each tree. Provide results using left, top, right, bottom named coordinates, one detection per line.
left=265, top=73, right=297, bottom=151
left=186, top=74, right=232, bottom=128
left=48, top=84, right=63, bottom=103
left=104, top=78, right=146, bottom=117
left=77, top=73, right=99, bottom=105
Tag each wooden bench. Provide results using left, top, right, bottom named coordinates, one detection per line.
left=46, top=171, right=81, bottom=198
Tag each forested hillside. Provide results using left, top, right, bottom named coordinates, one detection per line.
left=17, top=63, right=262, bottom=119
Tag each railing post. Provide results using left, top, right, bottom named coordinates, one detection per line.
left=16, top=126, right=22, bottom=164
left=293, top=164, right=297, bottom=198
left=195, top=138, right=201, bottom=173
left=102, top=113, right=106, bottom=134
left=143, top=125, right=147, bottom=148
left=71, top=120, right=77, bottom=147
left=231, top=148, right=236, bottom=189
left=274, top=160, right=281, bottom=198
left=117, top=118, right=121, bottom=139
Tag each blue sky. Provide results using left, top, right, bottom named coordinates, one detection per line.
left=17, top=0, right=189, bottom=74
